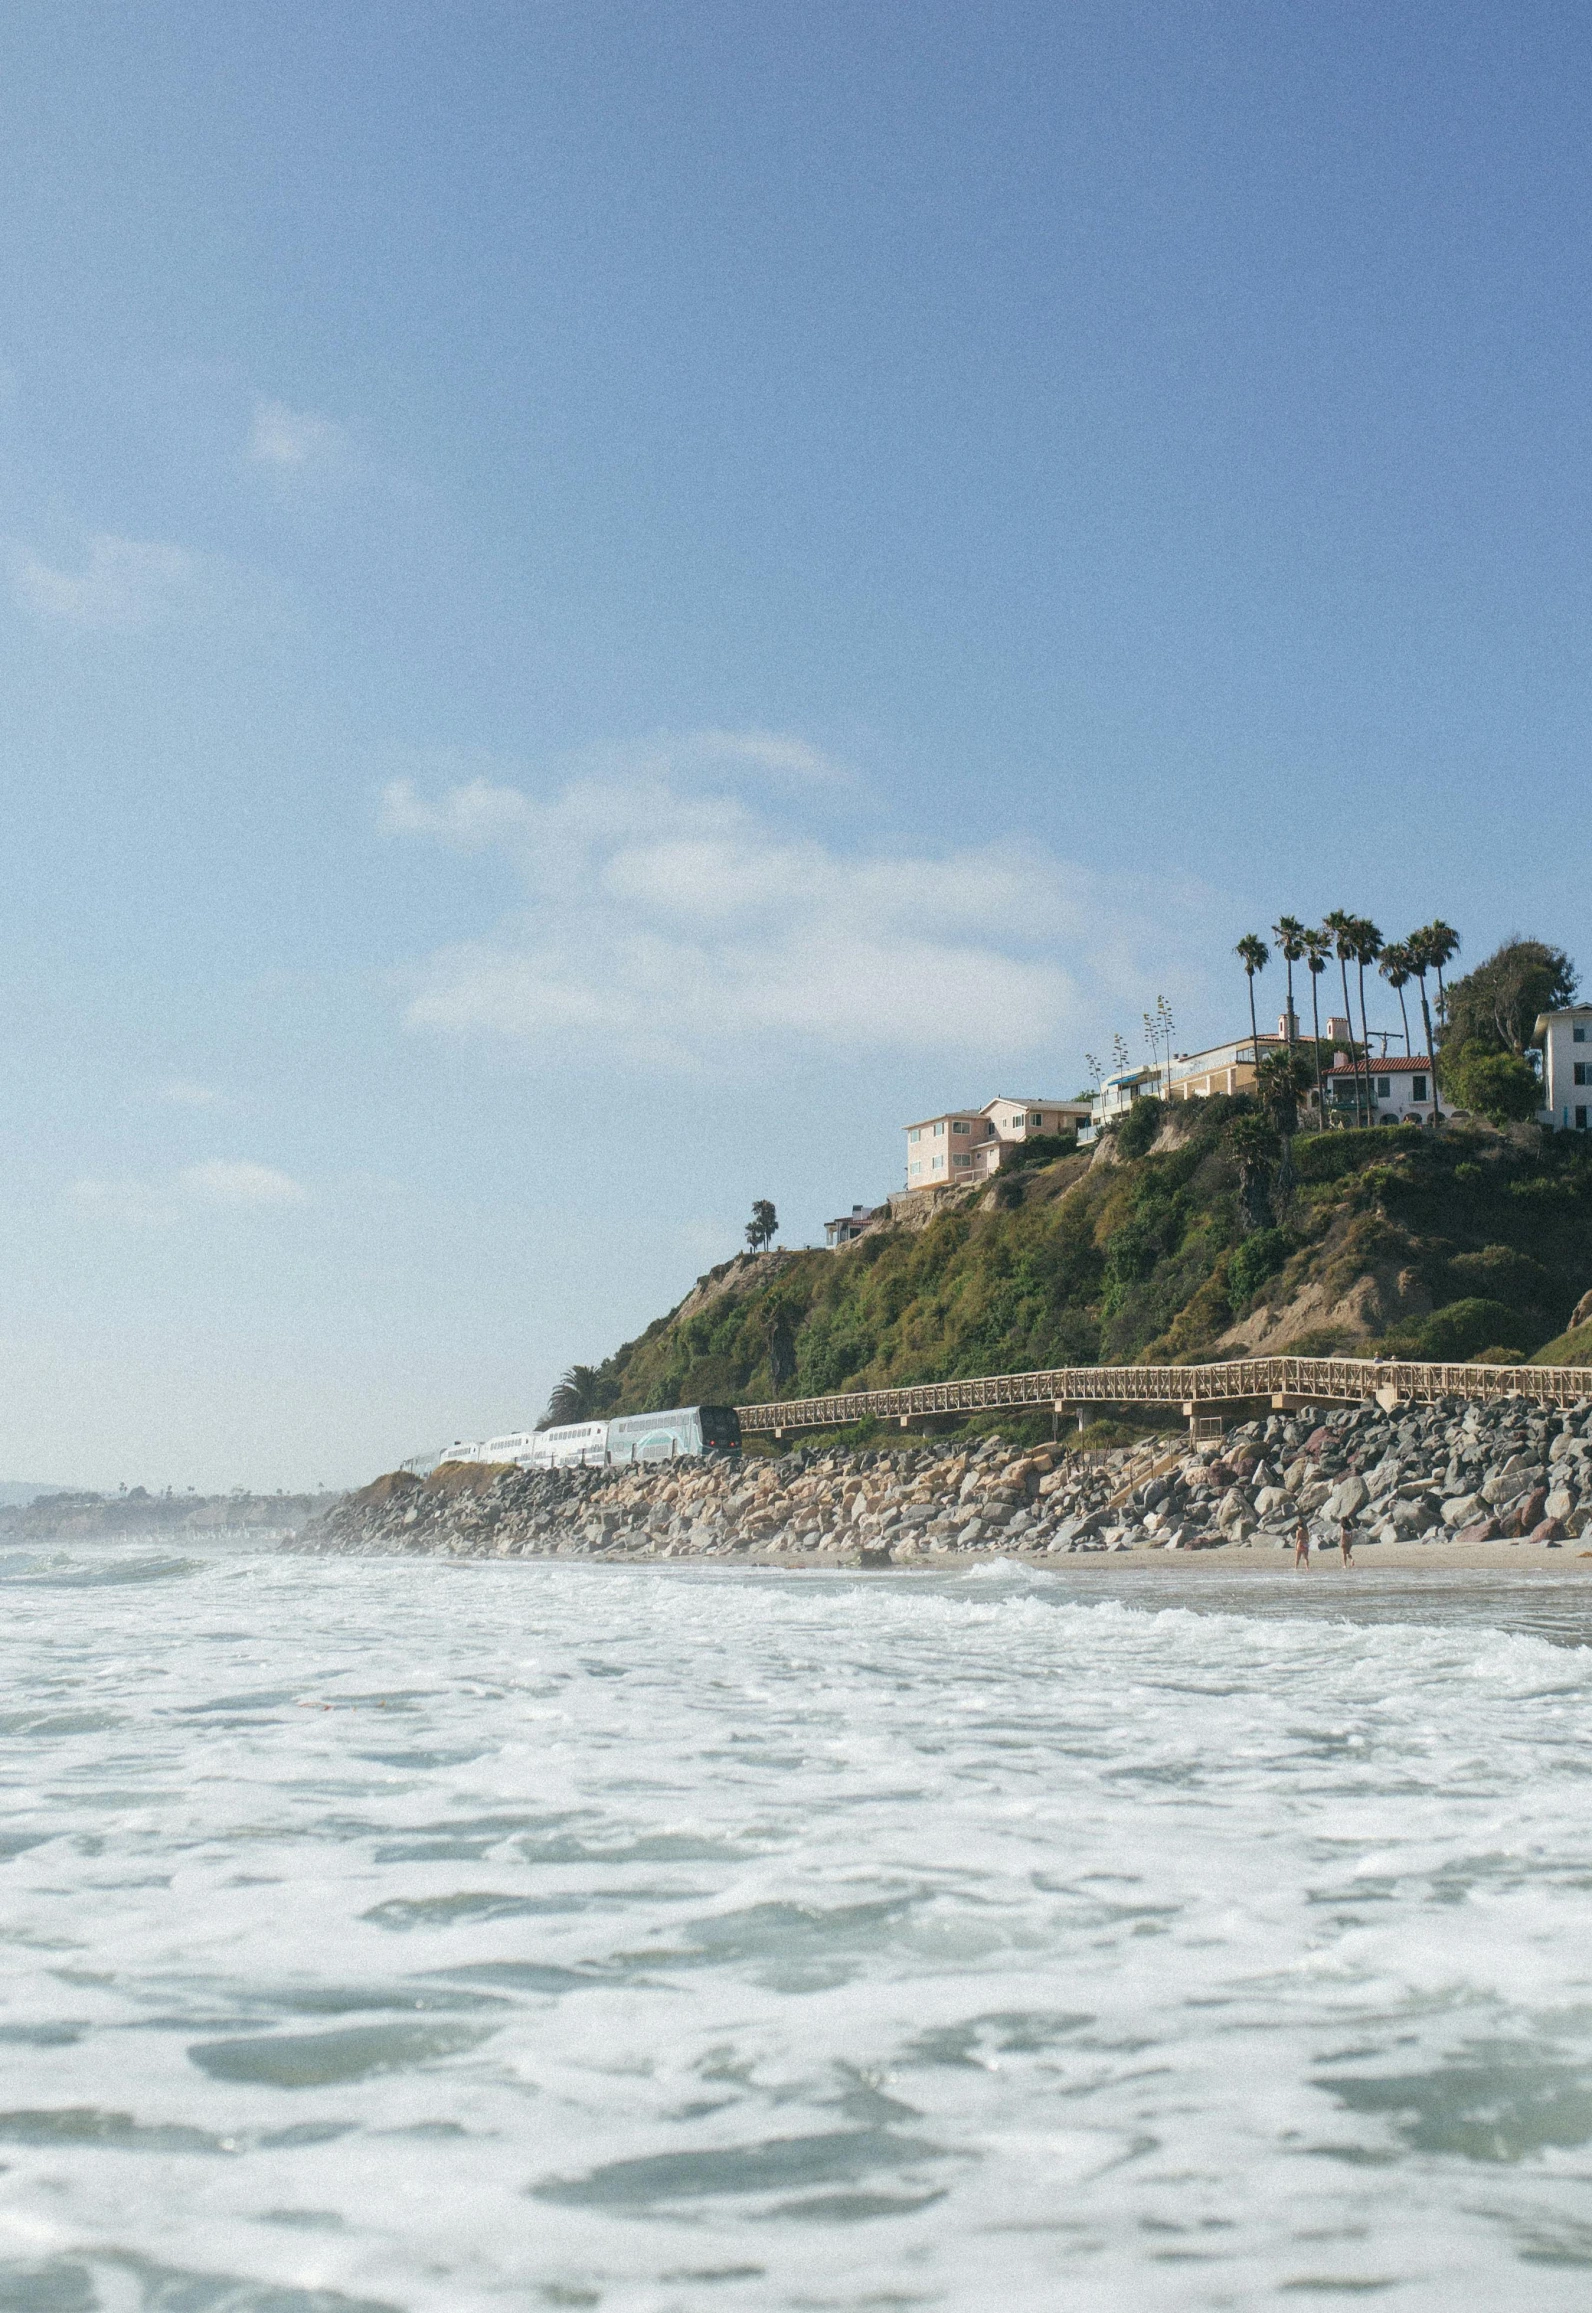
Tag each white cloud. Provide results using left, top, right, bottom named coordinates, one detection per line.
left=11, top=533, right=198, bottom=631
left=249, top=398, right=344, bottom=469
left=158, top=1078, right=223, bottom=1109
left=179, top=1160, right=308, bottom=1208
left=383, top=738, right=1218, bottom=1072
left=70, top=1161, right=309, bottom=1222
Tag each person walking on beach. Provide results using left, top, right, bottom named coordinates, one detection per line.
left=1339, top=1518, right=1355, bottom=1568
left=1294, top=1517, right=1311, bottom=1569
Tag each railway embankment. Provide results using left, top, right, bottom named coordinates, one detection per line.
left=298, top=1387, right=1592, bottom=1564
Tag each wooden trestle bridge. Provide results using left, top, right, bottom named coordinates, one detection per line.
left=737, top=1354, right=1592, bottom=1438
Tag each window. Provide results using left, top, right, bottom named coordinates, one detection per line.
left=933, top=1121, right=945, bottom=1137
left=1031, top=1113, right=1043, bottom=1126
left=952, top=1120, right=970, bottom=1135
left=932, top=1154, right=944, bottom=1169
left=908, top=1128, right=920, bottom=1143
left=1576, top=1064, right=1591, bottom=1088
left=1576, top=1027, right=1587, bottom=1043
left=909, top=1161, right=922, bottom=1177
left=953, top=1153, right=972, bottom=1168
left=1377, top=1076, right=1391, bottom=1099
left=1579, top=1107, right=1589, bottom=1130
left=1412, top=1076, right=1427, bottom=1102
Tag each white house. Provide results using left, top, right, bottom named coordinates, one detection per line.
left=1534, top=1006, right=1592, bottom=1131
left=904, top=1096, right=1089, bottom=1188
left=1324, top=1053, right=1436, bottom=1124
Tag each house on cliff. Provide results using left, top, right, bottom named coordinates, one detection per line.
left=904, top=1096, right=1090, bottom=1188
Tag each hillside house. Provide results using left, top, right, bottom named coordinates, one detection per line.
left=1324, top=1053, right=1435, bottom=1124
left=824, top=1203, right=885, bottom=1246
left=1533, top=1007, right=1592, bottom=1131
left=904, top=1096, right=1089, bottom=1188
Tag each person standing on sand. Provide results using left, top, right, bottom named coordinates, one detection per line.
left=1294, top=1517, right=1311, bottom=1569
left=1339, top=1519, right=1355, bottom=1568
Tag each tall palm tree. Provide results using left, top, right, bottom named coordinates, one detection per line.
left=1272, top=915, right=1306, bottom=1053
left=1406, top=926, right=1441, bottom=1123
left=1379, top=941, right=1414, bottom=1055
left=1351, top=917, right=1383, bottom=1121
left=1301, top=927, right=1331, bottom=1124
left=1235, top=934, right=1269, bottom=1075
left=1424, top=918, right=1460, bottom=1033
left=1322, top=911, right=1361, bottom=1124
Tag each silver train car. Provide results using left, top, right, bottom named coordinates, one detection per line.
left=430, top=1404, right=741, bottom=1472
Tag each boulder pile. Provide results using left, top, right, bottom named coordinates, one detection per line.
left=297, top=1390, right=1592, bottom=1563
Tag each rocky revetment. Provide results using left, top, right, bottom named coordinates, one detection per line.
left=298, top=1389, right=1592, bottom=1565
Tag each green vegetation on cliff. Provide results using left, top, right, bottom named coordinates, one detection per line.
left=568, top=1103, right=1592, bottom=1420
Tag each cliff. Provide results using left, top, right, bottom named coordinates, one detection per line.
left=581, top=1098, right=1592, bottom=1425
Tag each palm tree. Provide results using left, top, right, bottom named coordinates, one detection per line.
left=1235, top=934, right=1269, bottom=1073
left=1322, top=912, right=1361, bottom=1124
left=1406, top=926, right=1442, bottom=1124
left=1272, top=915, right=1306, bottom=1053
left=542, top=1365, right=605, bottom=1427
left=1351, top=917, right=1383, bottom=1120
left=1424, top=918, right=1461, bottom=1032
left=1379, top=941, right=1414, bottom=1055
left=1301, top=927, right=1331, bottom=1124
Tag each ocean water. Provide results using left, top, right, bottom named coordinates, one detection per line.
left=5, top=1546, right=1592, bottom=2310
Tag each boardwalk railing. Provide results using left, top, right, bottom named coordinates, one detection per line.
left=738, top=1355, right=1592, bottom=1435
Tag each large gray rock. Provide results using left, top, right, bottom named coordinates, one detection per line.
left=1326, top=1474, right=1369, bottom=1519
left=1441, top=1492, right=1484, bottom=1527
left=1545, top=1486, right=1577, bottom=1525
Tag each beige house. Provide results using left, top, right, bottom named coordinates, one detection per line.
left=904, top=1096, right=1088, bottom=1189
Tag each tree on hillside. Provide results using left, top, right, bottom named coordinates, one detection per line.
left=1406, top=925, right=1443, bottom=1121
left=1439, top=937, right=1576, bottom=1059
left=1348, top=917, right=1383, bottom=1122
left=1323, top=911, right=1364, bottom=1125
left=745, top=1199, right=779, bottom=1252
left=1424, top=918, right=1461, bottom=1029
left=1446, top=1045, right=1543, bottom=1126
left=1379, top=940, right=1415, bottom=1055
left=541, top=1364, right=607, bottom=1428
left=1301, top=926, right=1332, bottom=1122
left=1235, top=933, right=1269, bottom=1064
left=1256, top=1045, right=1312, bottom=1138
left=1273, top=916, right=1306, bottom=1052
left=1226, top=1113, right=1281, bottom=1236
left=764, top=1298, right=797, bottom=1389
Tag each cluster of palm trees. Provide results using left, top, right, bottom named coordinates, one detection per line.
left=1236, top=916, right=1460, bottom=1129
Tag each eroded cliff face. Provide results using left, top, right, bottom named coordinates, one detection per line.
left=1, top=1488, right=335, bottom=1541
left=296, top=1388, right=1592, bottom=1565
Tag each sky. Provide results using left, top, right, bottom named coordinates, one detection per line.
left=3, top=0, right=1590, bottom=1489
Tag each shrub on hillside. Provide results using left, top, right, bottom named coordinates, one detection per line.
left=1293, top=1126, right=1423, bottom=1183
left=1227, top=1227, right=1293, bottom=1309
left=1407, top=1297, right=1541, bottom=1362
left=1116, top=1099, right=1164, bottom=1159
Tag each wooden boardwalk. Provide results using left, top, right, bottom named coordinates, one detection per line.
left=737, top=1354, right=1591, bottom=1435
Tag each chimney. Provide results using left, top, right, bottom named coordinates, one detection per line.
left=1277, top=1011, right=1299, bottom=1040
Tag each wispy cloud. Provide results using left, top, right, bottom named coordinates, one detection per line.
left=249, top=398, right=345, bottom=470
left=70, top=1160, right=309, bottom=1222
left=179, top=1160, right=308, bottom=1207
left=383, top=735, right=1218, bottom=1072
left=158, top=1078, right=223, bottom=1109
left=11, top=534, right=199, bottom=631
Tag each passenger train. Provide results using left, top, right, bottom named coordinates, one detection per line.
left=413, top=1403, right=741, bottom=1475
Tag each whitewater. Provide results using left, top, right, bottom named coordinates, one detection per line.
left=5, top=1544, right=1592, bottom=2309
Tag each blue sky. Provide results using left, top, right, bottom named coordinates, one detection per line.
left=3, top=1, right=1589, bottom=1488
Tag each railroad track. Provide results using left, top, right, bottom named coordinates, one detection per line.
left=738, top=1353, right=1592, bottom=1436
